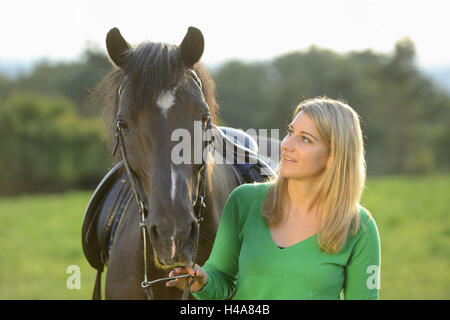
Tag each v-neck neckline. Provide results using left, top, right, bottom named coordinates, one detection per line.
left=261, top=216, right=317, bottom=251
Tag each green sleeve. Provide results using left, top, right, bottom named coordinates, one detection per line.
left=343, top=212, right=381, bottom=300
left=192, top=186, right=243, bottom=300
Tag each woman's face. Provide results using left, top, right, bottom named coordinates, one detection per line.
left=280, top=111, right=330, bottom=181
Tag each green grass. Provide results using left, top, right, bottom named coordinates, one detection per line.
left=0, top=174, right=449, bottom=299
left=360, top=174, right=450, bottom=299
left=0, top=191, right=96, bottom=299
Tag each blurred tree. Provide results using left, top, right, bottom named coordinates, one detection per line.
left=211, top=39, right=450, bottom=175
left=1, top=36, right=449, bottom=196
left=9, top=47, right=112, bottom=117
left=214, top=60, right=275, bottom=130
left=0, top=74, right=12, bottom=99
left=0, top=93, right=109, bottom=195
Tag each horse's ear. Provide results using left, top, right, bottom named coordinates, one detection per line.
left=106, top=27, right=131, bottom=68
left=179, top=27, right=204, bottom=68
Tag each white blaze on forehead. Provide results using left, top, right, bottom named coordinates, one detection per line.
left=170, top=165, right=177, bottom=202
left=156, top=88, right=177, bottom=118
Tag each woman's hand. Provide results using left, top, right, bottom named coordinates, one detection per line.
left=165, top=264, right=208, bottom=293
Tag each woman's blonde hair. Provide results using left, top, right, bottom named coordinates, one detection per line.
left=262, top=97, right=368, bottom=254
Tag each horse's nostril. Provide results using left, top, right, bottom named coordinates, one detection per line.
left=183, top=220, right=199, bottom=249
left=149, top=225, right=159, bottom=242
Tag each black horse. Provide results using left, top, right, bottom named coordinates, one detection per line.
left=83, top=27, right=279, bottom=299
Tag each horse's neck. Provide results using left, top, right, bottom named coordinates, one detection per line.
left=204, top=155, right=241, bottom=222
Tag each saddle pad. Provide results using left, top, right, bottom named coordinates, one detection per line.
left=82, top=162, right=128, bottom=271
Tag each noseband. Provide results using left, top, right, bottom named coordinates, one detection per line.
left=112, top=68, right=214, bottom=300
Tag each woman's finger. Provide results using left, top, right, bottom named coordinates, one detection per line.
left=169, top=267, right=184, bottom=277
left=165, top=279, right=178, bottom=288
left=166, top=264, right=207, bottom=292
left=184, top=265, right=196, bottom=277
left=166, top=277, right=185, bottom=288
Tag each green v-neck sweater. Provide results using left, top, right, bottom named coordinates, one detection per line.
left=192, top=181, right=381, bottom=300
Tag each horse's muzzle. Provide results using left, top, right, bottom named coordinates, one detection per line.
left=149, top=220, right=199, bottom=269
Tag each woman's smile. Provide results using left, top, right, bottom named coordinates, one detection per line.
left=282, top=154, right=298, bottom=163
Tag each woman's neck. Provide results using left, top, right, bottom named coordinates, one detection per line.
left=286, top=177, right=320, bottom=218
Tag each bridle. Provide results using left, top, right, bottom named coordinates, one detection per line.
left=112, top=68, right=215, bottom=300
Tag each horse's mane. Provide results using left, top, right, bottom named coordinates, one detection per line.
left=92, top=41, right=218, bottom=155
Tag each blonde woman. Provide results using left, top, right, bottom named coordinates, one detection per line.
left=167, top=97, right=381, bottom=299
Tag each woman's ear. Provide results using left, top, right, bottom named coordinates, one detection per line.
left=325, top=155, right=331, bottom=169
left=106, top=27, right=131, bottom=68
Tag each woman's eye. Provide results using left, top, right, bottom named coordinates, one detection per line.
left=287, top=129, right=312, bottom=144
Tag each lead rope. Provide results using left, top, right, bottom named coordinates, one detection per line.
left=114, top=122, right=154, bottom=299
left=181, top=179, right=205, bottom=299
left=182, top=113, right=212, bottom=300
left=139, top=205, right=154, bottom=300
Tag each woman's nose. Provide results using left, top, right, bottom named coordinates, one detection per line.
left=281, top=135, right=295, bottom=153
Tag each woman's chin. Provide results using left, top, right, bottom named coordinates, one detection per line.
left=280, top=166, right=298, bottom=179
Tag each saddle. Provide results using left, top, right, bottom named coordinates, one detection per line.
left=81, top=126, right=278, bottom=277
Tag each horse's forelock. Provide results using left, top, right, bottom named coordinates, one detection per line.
left=125, top=42, right=182, bottom=109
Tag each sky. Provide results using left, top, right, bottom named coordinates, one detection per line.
left=2, top=0, right=450, bottom=68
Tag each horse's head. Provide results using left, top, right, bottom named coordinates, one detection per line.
left=103, top=27, right=217, bottom=269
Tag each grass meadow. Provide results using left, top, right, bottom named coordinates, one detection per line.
left=0, top=174, right=449, bottom=299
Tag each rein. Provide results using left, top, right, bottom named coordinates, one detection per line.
left=112, top=69, right=214, bottom=300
